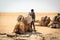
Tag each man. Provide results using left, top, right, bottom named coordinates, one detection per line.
left=49, top=14, right=60, bottom=28
left=53, top=14, right=60, bottom=22
left=57, top=13, right=60, bottom=22
left=29, top=9, right=36, bottom=32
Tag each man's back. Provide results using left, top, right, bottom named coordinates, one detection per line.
left=29, top=12, right=35, bottom=20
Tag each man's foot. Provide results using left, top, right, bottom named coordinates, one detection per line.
left=33, top=30, right=36, bottom=32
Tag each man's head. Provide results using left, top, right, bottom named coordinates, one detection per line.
left=31, top=9, right=34, bottom=12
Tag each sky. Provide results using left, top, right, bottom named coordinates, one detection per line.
left=0, top=0, right=60, bottom=12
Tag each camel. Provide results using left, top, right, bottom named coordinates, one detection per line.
left=13, top=15, right=32, bottom=34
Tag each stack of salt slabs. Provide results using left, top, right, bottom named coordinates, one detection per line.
left=44, top=33, right=60, bottom=40
left=0, top=37, right=14, bottom=40
left=13, top=33, right=30, bottom=40
left=0, top=33, right=15, bottom=40
left=27, top=34, right=43, bottom=40
left=14, top=32, right=43, bottom=40
left=0, top=32, right=44, bottom=40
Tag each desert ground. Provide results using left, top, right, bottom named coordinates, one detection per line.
left=0, top=12, right=60, bottom=40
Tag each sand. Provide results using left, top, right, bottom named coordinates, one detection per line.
left=0, top=12, right=60, bottom=40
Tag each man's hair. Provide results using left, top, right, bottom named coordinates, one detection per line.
left=31, top=9, right=34, bottom=12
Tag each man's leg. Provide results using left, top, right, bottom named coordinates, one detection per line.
left=32, top=21, right=35, bottom=31
left=30, top=21, right=33, bottom=32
